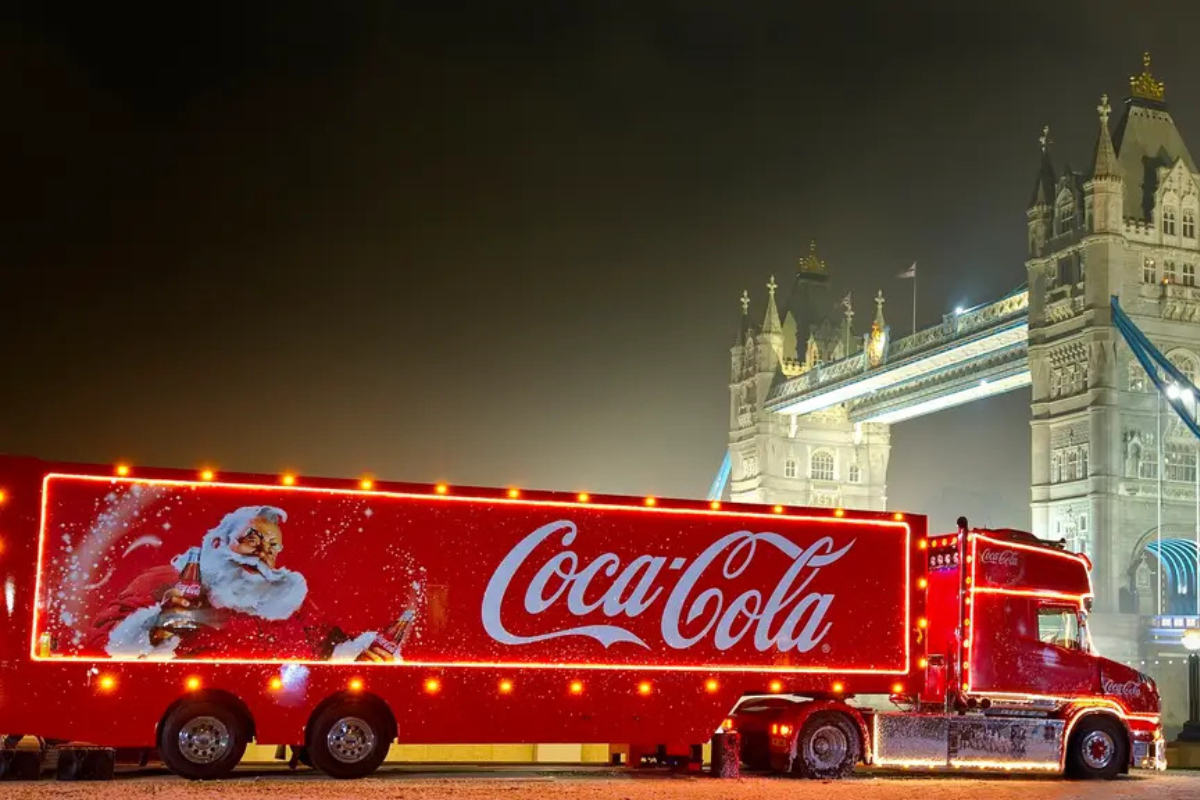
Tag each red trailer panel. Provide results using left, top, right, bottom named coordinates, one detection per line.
left=0, top=458, right=926, bottom=761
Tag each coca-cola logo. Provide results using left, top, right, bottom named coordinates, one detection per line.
left=981, top=549, right=1020, bottom=567
left=481, top=521, right=853, bottom=653
left=1102, top=677, right=1143, bottom=699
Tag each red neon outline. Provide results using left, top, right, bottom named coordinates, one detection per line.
left=32, top=473, right=914, bottom=675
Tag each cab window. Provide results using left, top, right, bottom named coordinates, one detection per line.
left=1037, top=605, right=1082, bottom=650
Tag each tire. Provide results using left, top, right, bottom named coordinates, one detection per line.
left=1065, top=716, right=1127, bottom=780
left=792, top=711, right=861, bottom=780
left=306, top=702, right=390, bottom=779
left=158, top=701, right=248, bottom=780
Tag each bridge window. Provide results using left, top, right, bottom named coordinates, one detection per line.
left=1185, top=263, right=1196, bottom=287
left=1139, top=442, right=1158, bottom=480
left=1166, top=444, right=1197, bottom=483
left=1050, top=368, right=1062, bottom=398
left=1144, top=257, right=1157, bottom=284
left=1129, top=362, right=1151, bottom=392
left=742, top=455, right=759, bottom=478
left=1064, top=449, right=1079, bottom=481
left=1080, top=445, right=1088, bottom=479
left=848, top=462, right=862, bottom=483
left=1164, top=207, right=1178, bottom=236
left=1165, top=260, right=1178, bottom=284
left=1169, top=351, right=1198, bottom=386
left=810, top=450, right=835, bottom=482
left=1057, top=204, right=1074, bottom=235
left=784, top=458, right=797, bottom=479
left=1050, top=453, right=1061, bottom=483
left=1186, top=210, right=1197, bottom=239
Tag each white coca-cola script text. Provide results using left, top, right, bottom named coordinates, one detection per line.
left=481, top=521, right=855, bottom=652
left=981, top=549, right=1020, bottom=567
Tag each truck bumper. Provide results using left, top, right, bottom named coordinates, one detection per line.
left=1132, top=733, right=1167, bottom=770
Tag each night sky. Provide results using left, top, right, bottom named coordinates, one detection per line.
left=3, top=3, right=1197, bottom=532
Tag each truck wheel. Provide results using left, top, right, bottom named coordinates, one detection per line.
left=307, top=703, right=390, bottom=779
left=1065, top=716, right=1126, bottom=780
left=793, top=711, right=860, bottom=780
left=158, top=701, right=248, bottom=780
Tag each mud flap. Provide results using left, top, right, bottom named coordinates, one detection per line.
left=711, top=731, right=741, bottom=778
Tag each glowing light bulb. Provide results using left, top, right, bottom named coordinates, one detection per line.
left=507, top=488, right=520, bottom=499
left=773, top=505, right=784, bottom=514
left=918, top=540, right=927, bottom=550
left=281, top=474, right=296, bottom=486
left=893, top=512, right=904, bottom=521
left=424, top=678, right=441, bottom=694
left=569, top=680, right=584, bottom=695
left=269, top=676, right=284, bottom=691
left=769, top=680, right=783, bottom=693
left=637, top=681, right=652, bottom=696
left=832, top=681, right=844, bottom=693
left=115, top=464, right=130, bottom=477
left=918, top=657, right=928, bottom=669
left=644, top=496, right=657, bottom=507
left=360, top=478, right=374, bottom=490
left=577, top=493, right=590, bottom=503
left=705, top=679, right=719, bottom=693
left=434, top=484, right=448, bottom=495
left=834, top=508, right=846, bottom=517
left=918, top=618, right=928, bottom=629
left=98, top=675, right=116, bottom=691
left=200, top=470, right=215, bottom=482
left=186, top=676, right=201, bottom=691
left=710, top=501, right=721, bottom=510
left=917, top=577, right=928, bottom=589
left=892, top=683, right=904, bottom=694
left=499, top=679, right=513, bottom=694
left=348, top=678, right=364, bottom=692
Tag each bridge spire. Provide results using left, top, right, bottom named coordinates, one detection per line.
left=874, top=290, right=886, bottom=328
left=1092, top=93, right=1120, bottom=179
left=761, top=275, right=782, bottom=335
left=736, top=289, right=751, bottom=344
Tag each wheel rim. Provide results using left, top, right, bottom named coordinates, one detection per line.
left=177, top=716, right=231, bottom=765
left=326, top=716, right=377, bottom=764
left=804, top=723, right=848, bottom=770
left=1080, top=729, right=1115, bottom=770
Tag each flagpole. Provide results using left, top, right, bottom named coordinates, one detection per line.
left=912, top=266, right=917, bottom=335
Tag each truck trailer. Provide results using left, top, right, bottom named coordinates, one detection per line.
left=0, top=457, right=1164, bottom=780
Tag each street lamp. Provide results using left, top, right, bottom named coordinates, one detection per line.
left=1183, top=628, right=1200, bottom=742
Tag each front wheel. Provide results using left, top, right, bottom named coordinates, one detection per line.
left=792, top=711, right=861, bottom=779
left=158, top=701, right=249, bottom=780
left=307, top=703, right=390, bottom=779
left=1065, top=716, right=1127, bottom=780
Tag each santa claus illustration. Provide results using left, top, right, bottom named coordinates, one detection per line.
left=88, top=505, right=410, bottom=661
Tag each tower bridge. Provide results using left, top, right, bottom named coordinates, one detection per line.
left=716, top=54, right=1200, bottom=674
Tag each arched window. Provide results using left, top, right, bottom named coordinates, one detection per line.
left=1144, top=256, right=1157, bottom=284
left=1184, top=209, right=1196, bottom=239
left=810, top=450, right=835, bottom=482
left=784, top=459, right=797, bottom=479
left=1168, top=350, right=1198, bottom=386
left=848, top=463, right=862, bottom=483
left=1164, top=207, right=1178, bottom=236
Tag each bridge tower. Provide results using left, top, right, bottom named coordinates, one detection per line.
left=727, top=245, right=891, bottom=510
left=1027, top=54, right=1200, bottom=657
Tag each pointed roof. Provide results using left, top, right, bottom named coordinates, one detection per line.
left=782, top=241, right=838, bottom=357
left=1029, top=125, right=1056, bottom=208
left=760, top=276, right=782, bottom=336
left=1091, top=94, right=1120, bottom=180
left=1112, top=53, right=1197, bottom=220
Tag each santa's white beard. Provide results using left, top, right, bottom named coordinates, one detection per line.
left=197, top=545, right=308, bottom=621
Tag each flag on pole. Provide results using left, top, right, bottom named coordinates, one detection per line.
left=897, top=262, right=916, bottom=279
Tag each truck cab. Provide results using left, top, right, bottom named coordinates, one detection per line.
left=748, top=523, right=1165, bottom=779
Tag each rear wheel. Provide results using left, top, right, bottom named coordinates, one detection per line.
left=1065, top=716, right=1126, bottom=780
left=793, top=711, right=860, bottom=779
left=306, top=702, right=390, bottom=779
left=158, top=701, right=248, bottom=780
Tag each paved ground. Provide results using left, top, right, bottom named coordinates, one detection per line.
left=4, top=766, right=1199, bottom=800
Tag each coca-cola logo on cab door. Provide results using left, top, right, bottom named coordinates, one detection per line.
left=1102, top=677, right=1143, bottom=699
left=481, top=521, right=854, bottom=654
left=979, top=546, right=1023, bottom=585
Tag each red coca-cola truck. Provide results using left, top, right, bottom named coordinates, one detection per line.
left=0, top=457, right=1164, bottom=780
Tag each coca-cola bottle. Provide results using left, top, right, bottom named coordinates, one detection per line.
left=358, top=583, right=420, bottom=662
left=151, top=548, right=206, bottom=645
